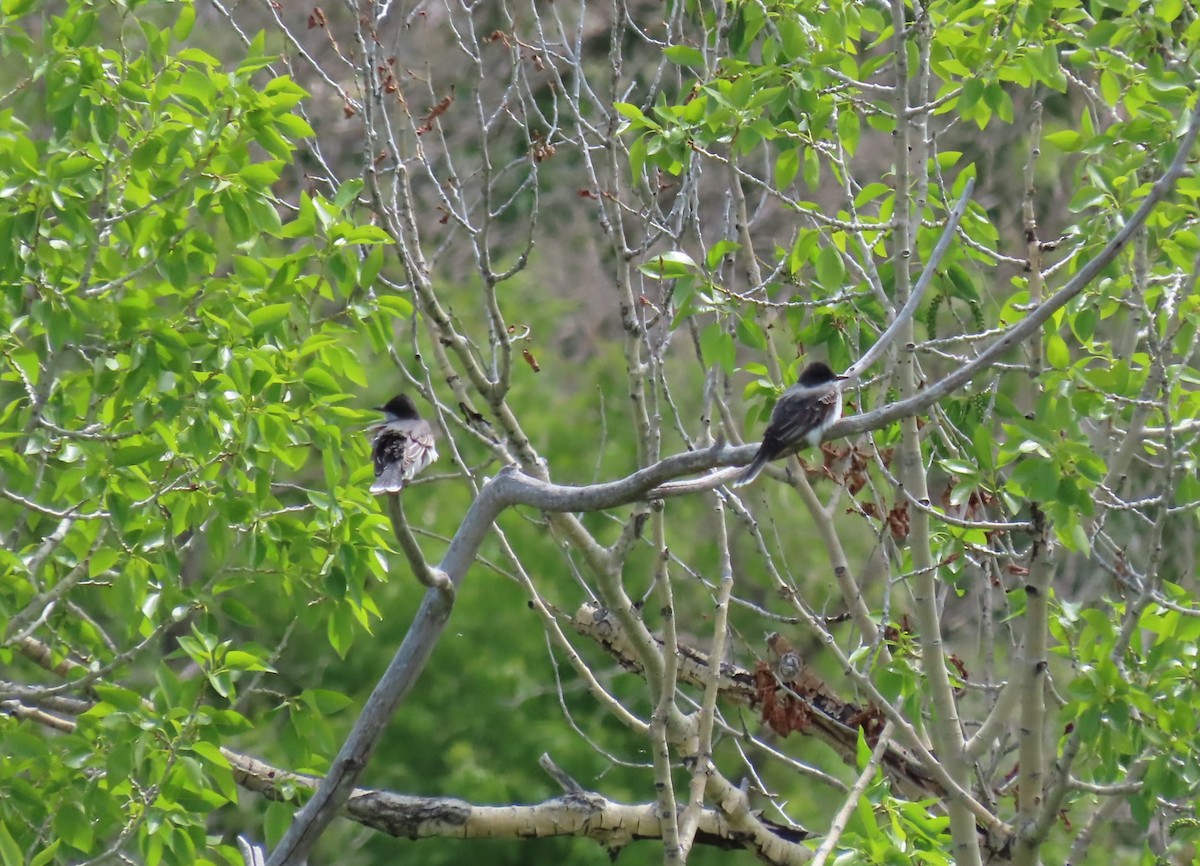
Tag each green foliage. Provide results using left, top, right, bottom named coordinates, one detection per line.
left=621, top=0, right=1200, bottom=557
left=1, top=0, right=1198, bottom=863
left=616, top=0, right=1200, bottom=860
left=0, top=1, right=409, bottom=861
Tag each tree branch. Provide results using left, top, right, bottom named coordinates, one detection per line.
left=1011, top=506, right=1055, bottom=866
left=841, top=176, right=976, bottom=382
left=1, top=691, right=810, bottom=864
left=385, top=495, right=454, bottom=602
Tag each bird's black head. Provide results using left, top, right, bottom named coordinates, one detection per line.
left=377, top=394, right=420, bottom=420
left=797, top=362, right=841, bottom=387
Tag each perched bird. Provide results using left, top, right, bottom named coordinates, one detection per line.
left=734, top=361, right=846, bottom=487
left=369, top=394, right=438, bottom=495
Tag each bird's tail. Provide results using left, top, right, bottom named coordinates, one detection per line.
left=370, top=464, right=406, bottom=495
left=733, top=450, right=769, bottom=487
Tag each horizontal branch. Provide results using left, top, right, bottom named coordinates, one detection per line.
left=235, top=753, right=813, bottom=863
left=0, top=689, right=810, bottom=864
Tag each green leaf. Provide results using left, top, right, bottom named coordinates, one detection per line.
left=777, top=19, right=803, bottom=57
left=815, top=244, right=846, bottom=289
left=275, top=113, right=314, bottom=139
left=207, top=669, right=234, bottom=698
left=0, top=823, right=22, bottom=866
left=960, top=78, right=984, bottom=112
left=939, top=458, right=978, bottom=478
left=248, top=303, right=293, bottom=334
left=237, top=53, right=282, bottom=76
left=837, top=108, right=860, bottom=157
left=324, top=183, right=361, bottom=214
left=265, top=801, right=294, bottom=846
left=112, top=443, right=165, bottom=467
left=1157, top=0, right=1183, bottom=20
left=802, top=147, right=820, bottom=188
left=854, top=182, right=890, bottom=207
left=54, top=804, right=93, bottom=853
left=639, top=250, right=697, bottom=280
left=178, top=47, right=220, bottom=67
left=705, top=240, right=741, bottom=270
left=1024, top=459, right=1059, bottom=501
left=377, top=295, right=413, bottom=319
left=327, top=604, right=356, bottom=658
left=613, top=102, right=652, bottom=126
left=302, top=366, right=340, bottom=395
left=173, top=4, right=195, bottom=39
left=775, top=148, right=800, bottom=190
left=664, top=45, right=705, bottom=67
left=820, top=7, right=845, bottom=44
left=29, top=841, right=60, bottom=866
left=254, top=126, right=295, bottom=159
left=302, top=688, right=353, bottom=714
left=1045, top=333, right=1070, bottom=368
left=1064, top=520, right=1091, bottom=555
left=735, top=317, right=767, bottom=350
left=360, top=245, right=386, bottom=290
left=699, top=323, right=735, bottom=373
left=983, top=82, right=1013, bottom=123
left=972, top=425, right=995, bottom=473
left=855, top=728, right=872, bottom=768
left=1045, top=129, right=1081, bottom=151
left=190, top=740, right=232, bottom=769
left=88, top=547, right=121, bottom=578
left=224, top=650, right=275, bottom=672
left=1100, top=70, right=1121, bottom=107
left=628, top=133, right=647, bottom=179
left=1012, top=455, right=1060, bottom=503
left=944, top=265, right=979, bottom=301
left=1069, top=307, right=1097, bottom=343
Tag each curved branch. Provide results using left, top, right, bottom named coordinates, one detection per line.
left=386, top=496, right=455, bottom=602
left=842, top=176, right=976, bottom=381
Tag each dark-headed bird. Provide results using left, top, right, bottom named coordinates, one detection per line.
left=734, top=362, right=846, bottom=487
left=369, top=394, right=438, bottom=495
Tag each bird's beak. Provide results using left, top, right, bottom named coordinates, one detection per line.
left=835, top=374, right=850, bottom=381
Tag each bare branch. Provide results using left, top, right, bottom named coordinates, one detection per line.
left=843, top=178, right=976, bottom=381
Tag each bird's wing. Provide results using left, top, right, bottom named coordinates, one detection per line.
left=766, top=388, right=838, bottom=447
left=372, top=428, right=411, bottom=477
left=402, top=424, right=438, bottom=477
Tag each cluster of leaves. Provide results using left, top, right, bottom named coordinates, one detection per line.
left=616, top=0, right=1200, bottom=858
left=627, top=0, right=1198, bottom=541
left=1, top=0, right=1198, bottom=862
left=0, top=2, right=412, bottom=862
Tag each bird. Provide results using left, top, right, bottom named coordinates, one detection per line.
left=734, top=361, right=846, bottom=487
left=369, top=394, right=438, bottom=495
